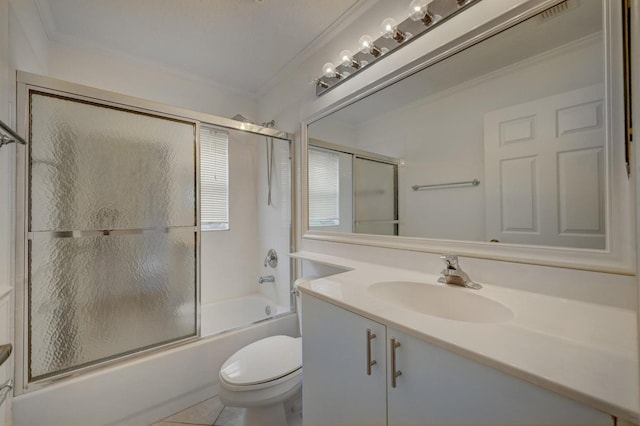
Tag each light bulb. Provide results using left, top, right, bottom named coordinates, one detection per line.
left=340, top=50, right=361, bottom=69
left=409, top=0, right=435, bottom=25
left=358, top=35, right=381, bottom=57
left=322, top=62, right=337, bottom=78
left=322, top=62, right=344, bottom=79
left=359, top=35, right=373, bottom=52
left=381, top=18, right=398, bottom=37
left=380, top=17, right=405, bottom=43
left=340, top=50, right=353, bottom=66
left=409, top=0, right=428, bottom=21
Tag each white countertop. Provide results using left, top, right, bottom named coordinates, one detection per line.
left=291, top=251, right=640, bottom=422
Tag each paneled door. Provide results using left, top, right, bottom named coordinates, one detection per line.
left=484, top=84, right=605, bottom=249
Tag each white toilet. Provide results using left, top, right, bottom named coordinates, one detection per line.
left=218, top=281, right=305, bottom=426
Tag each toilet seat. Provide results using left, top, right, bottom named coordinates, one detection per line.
left=220, top=335, right=302, bottom=392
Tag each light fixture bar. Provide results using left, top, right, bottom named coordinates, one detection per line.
left=315, top=0, right=480, bottom=96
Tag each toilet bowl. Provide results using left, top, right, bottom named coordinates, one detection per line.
left=218, top=280, right=306, bottom=426
left=219, top=335, right=302, bottom=426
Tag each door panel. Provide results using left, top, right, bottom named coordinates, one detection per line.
left=484, top=84, right=605, bottom=248
left=22, top=90, right=198, bottom=386
left=387, top=328, right=611, bottom=425
left=302, top=294, right=387, bottom=426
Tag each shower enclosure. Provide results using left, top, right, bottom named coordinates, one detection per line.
left=14, top=72, right=294, bottom=396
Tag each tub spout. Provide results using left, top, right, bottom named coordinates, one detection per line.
left=258, top=275, right=275, bottom=284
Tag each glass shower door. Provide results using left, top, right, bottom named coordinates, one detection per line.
left=25, top=91, right=198, bottom=383
left=354, top=158, right=398, bottom=235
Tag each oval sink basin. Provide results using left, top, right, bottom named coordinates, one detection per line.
left=368, top=281, right=513, bottom=323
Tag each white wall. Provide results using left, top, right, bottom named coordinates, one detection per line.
left=256, top=136, right=294, bottom=308
left=202, top=130, right=294, bottom=309
left=47, top=41, right=257, bottom=121
left=0, top=3, right=11, bottom=423
left=1, top=1, right=50, bottom=424
left=354, top=35, right=602, bottom=241
left=308, top=116, right=357, bottom=147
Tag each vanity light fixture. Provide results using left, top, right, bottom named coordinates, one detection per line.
left=314, top=0, right=480, bottom=96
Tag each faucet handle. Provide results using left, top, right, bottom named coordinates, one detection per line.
left=440, top=255, right=459, bottom=268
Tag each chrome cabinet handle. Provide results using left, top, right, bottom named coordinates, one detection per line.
left=391, top=338, right=402, bottom=388
left=366, top=329, right=377, bottom=375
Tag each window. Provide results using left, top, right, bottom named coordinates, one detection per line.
left=308, top=147, right=340, bottom=227
left=200, top=126, right=229, bottom=230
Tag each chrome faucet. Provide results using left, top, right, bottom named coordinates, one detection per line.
left=258, top=275, right=275, bottom=284
left=438, top=255, right=482, bottom=290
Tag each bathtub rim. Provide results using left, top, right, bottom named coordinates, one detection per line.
left=200, top=294, right=294, bottom=340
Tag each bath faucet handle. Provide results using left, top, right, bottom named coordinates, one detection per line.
left=264, top=249, right=278, bottom=268
left=440, top=255, right=459, bottom=269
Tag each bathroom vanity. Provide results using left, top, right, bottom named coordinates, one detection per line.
left=293, top=253, right=638, bottom=426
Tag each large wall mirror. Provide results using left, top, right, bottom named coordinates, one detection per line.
left=305, top=0, right=633, bottom=273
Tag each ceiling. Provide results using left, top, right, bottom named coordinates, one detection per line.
left=34, top=0, right=362, bottom=97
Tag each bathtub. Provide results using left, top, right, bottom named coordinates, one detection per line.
left=13, top=296, right=297, bottom=426
left=202, top=293, right=291, bottom=337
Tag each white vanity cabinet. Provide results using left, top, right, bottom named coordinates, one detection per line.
left=302, top=293, right=613, bottom=426
left=301, top=292, right=387, bottom=425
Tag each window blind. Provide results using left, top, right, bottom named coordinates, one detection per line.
left=308, top=147, right=340, bottom=227
left=200, top=127, right=229, bottom=230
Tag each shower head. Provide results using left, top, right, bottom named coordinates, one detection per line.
left=232, top=114, right=255, bottom=124
left=232, top=114, right=275, bottom=129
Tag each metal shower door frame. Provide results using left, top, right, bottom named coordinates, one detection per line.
left=13, top=71, right=292, bottom=395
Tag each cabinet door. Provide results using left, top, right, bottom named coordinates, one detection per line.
left=387, top=328, right=611, bottom=425
left=302, top=294, right=387, bottom=426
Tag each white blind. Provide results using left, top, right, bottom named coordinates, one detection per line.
left=308, top=147, right=339, bottom=227
left=200, top=127, right=229, bottom=230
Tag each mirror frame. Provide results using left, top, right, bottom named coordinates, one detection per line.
left=301, top=0, right=634, bottom=275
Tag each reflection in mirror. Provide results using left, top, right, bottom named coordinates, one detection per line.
left=308, top=140, right=399, bottom=235
left=308, top=0, right=611, bottom=249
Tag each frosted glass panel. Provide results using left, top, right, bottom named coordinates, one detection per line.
left=29, top=229, right=196, bottom=381
left=30, top=92, right=196, bottom=232
left=26, top=89, right=197, bottom=383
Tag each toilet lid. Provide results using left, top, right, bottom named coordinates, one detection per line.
left=220, top=335, right=302, bottom=386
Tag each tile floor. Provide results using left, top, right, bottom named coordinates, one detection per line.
left=151, top=393, right=302, bottom=426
